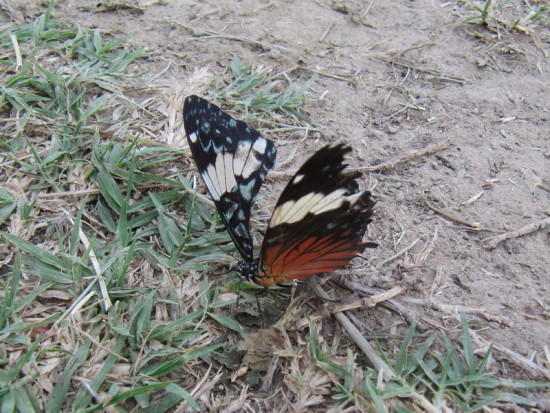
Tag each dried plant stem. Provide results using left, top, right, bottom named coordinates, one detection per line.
left=376, top=237, right=420, bottom=269
left=325, top=286, right=404, bottom=314
left=423, top=194, right=481, bottom=228
left=334, top=277, right=431, bottom=331
left=482, top=217, right=550, bottom=250
left=401, top=297, right=511, bottom=326
left=307, top=278, right=395, bottom=380
left=359, top=138, right=451, bottom=173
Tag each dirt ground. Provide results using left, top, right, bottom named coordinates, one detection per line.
left=6, top=0, right=550, bottom=397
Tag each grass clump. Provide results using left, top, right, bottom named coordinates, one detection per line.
left=209, top=54, right=319, bottom=129
left=303, top=314, right=545, bottom=411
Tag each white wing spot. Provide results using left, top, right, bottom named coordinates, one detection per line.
left=202, top=168, right=221, bottom=201
left=310, top=189, right=347, bottom=215
left=214, top=154, right=228, bottom=195
left=270, top=189, right=351, bottom=226
left=240, top=138, right=268, bottom=179
left=252, top=137, right=267, bottom=154
left=292, top=174, right=304, bottom=184
left=223, top=153, right=237, bottom=193
left=188, top=131, right=198, bottom=143
left=271, top=192, right=322, bottom=226
left=233, top=140, right=251, bottom=176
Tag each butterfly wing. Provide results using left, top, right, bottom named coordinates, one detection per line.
left=183, top=95, right=277, bottom=261
left=257, top=143, right=376, bottom=287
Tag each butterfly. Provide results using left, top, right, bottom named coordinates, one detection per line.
left=183, top=95, right=376, bottom=287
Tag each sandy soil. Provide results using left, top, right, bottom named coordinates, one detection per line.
left=5, top=0, right=549, bottom=398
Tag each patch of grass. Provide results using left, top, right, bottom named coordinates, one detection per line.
left=305, top=314, right=546, bottom=411
left=0, top=1, right=233, bottom=410
left=208, top=54, right=319, bottom=129
left=464, top=0, right=549, bottom=32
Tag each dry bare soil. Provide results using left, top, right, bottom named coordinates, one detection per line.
left=2, top=0, right=550, bottom=410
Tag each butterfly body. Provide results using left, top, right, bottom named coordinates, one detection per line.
left=184, top=96, right=376, bottom=287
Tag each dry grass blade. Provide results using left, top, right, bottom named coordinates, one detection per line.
left=306, top=278, right=395, bottom=380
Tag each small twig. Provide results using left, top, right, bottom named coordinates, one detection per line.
left=320, top=23, right=334, bottom=42
left=376, top=238, right=420, bottom=269
left=358, top=138, right=451, bottom=173
left=461, top=321, right=550, bottom=381
left=307, top=278, right=395, bottom=380
left=78, top=328, right=129, bottom=362
left=362, top=0, right=377, bottom=17
left=401, top=297, right=512, bottom=326
left=334, top=276, right=431, bottom=331
left=423, top=193, right=481, bottom=228
left=179, top=23, right=289, bottom=51
left=175, top=366, right=224, bottom=413
left=482, top=217, right=550, bottom=250
left=324, top=286, right=404, bottom=314
left=298, top=66, right=355, bottom=82
left=381, top=55, right=465, bottom=84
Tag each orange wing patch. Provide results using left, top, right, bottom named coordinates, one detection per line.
left=257, top=230, right=367, bottom=287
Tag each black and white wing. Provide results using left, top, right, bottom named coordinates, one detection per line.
left=183, top=95, right=277, bottom=261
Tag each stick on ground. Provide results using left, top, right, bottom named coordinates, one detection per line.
left=307, top=278, right=395, bottom=380
left=482, top=217, right=550, bottom=250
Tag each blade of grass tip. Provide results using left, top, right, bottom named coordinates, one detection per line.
left=108, top=240, right=136, bottom=288
left=460, top=313, right=475, bottom=373
left=394, top=316, right=419, bottom=375
left=63, top=210, right=112, bottom=310
left=129, top=289, right=156, bottom=346
left=12, top=385, right=39, bottom=413
left=103, top=382, right=172, bottom=409
left=0, top=254, right=21, bottom=328
left=150, top=192, right=184, bottom=257
left=85, top=94, right=109, bottom=118
left=97, top=200, right=117, bottom=233
left=362, top=375, right=389, bottom=413
left=149, top=309, right=206, bottom=341
left=440, top=329, right=466, bottom=379
left=405, top=334, right=435, bottom=377
left=166, top=383, right=201, bottom=411
left=1, top=231, right=66, bottom=269
left=6, top=336, right=41, bottom=382
left=207, top=312, right=245, bottom=335
left=45, top=333, right=93, bottom=413
left=471, top=390, right=536, bottom=410
left=307, top=316, right=322, bottom=360
left=477, top=342, right=493, bottom=373
left=95, top=170, right=124, bottom=214
left=183, top=343, right=225, bottom=363
left=1, top=390, right=15, bottom=412
left=138, top=393, right=188, bottom=413
left=72, top=334, right=127, bottom=409
left=69, top=197, right=87, bottom=257
left=0, top=312, right=60, bottom=337
left=118, top=195, right=129, bottom=248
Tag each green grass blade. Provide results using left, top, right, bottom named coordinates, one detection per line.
left=208, top=312, right=245, bottom=335
left=1, top=231, right=65, bottom=269
left=45, top=337, right=93, bottom=413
